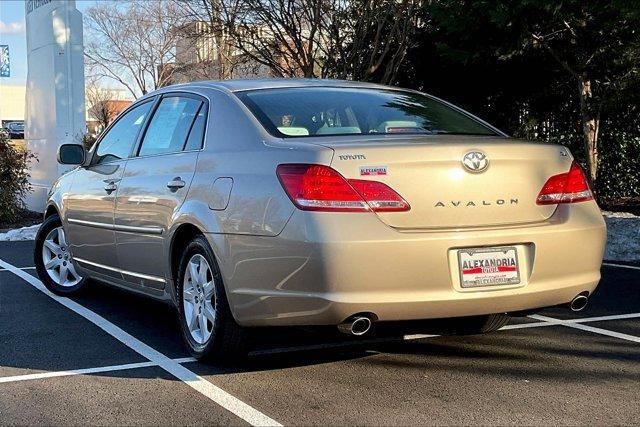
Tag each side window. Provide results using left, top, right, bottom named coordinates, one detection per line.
left=138, top=96, right=203, bottom=156
left=94, top=101, right=153, bottom=165
left=184, top=105, right=207, bottom=151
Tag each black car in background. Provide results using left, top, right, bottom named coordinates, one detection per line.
left=4, top=121, right=25, bottom=139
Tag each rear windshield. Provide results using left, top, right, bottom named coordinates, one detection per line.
left=237, top=87, right=498, bottom=138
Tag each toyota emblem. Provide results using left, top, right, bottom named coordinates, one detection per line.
left=461, top=151, right=489, bottom=173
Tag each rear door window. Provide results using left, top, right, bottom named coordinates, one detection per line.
left=138, top=96, right=203, bottom=156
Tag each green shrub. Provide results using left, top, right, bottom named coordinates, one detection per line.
left=596, top=132, right=640, bottom=202
left=0, top=132, right=36, bottom=223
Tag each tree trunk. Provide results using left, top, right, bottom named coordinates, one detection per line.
left=578, top=76, right=600, bottom=184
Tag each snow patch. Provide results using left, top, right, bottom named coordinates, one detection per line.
left=0, top=224, right=41, bottom=241
left=602, top=210, right=639, bottom=219
left=603, top=211, right=640, bottom=262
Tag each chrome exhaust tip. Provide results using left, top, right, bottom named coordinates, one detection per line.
left=338, top=316, right=372, bottom=336
left=570, top=294, right=589, bottom=312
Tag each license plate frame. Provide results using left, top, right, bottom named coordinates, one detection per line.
left=457, top=246, right=521, bottom=288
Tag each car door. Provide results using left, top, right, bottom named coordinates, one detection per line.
left=113, top=93, right=207, bottom=289
left=66, top=100, right=154, bottom=280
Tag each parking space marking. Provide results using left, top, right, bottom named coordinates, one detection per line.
left=2, top=254, right=638, bottom=418
left=530, top=314, right=640, bottom=344
left=0, top=266, right=35, bottom=272
left=603, top=262, right=640, bottom=271
left=0, top=361, right=158, bottom=384
left=560, top=312, right=640, bottom=324
left=1, top=308, right=638, bottom=386
left=0, top=259, right=282, bottom=427
left=0, top=357, right=199, bottom=385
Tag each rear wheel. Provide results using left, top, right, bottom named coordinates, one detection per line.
left=176, top=235, right=247, bottom=361
left=34, top=214, right=86, bottom=295
left=444, top=313, right=510, bottom=335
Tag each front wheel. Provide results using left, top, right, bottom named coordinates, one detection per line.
left=34, top=214, right=86, bottom=295
left=176, top=235, right=247, bottom=361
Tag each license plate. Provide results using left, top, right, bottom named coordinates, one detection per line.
left=457, top=247, right=520, bottom=288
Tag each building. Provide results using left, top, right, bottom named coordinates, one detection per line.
left=0, top=84, right=26, bottom=128
left=85, top=87, right=133, bottom=135
left=169, top=21, right=272, bottom=84
left=0, top=82, right=131, bottom=136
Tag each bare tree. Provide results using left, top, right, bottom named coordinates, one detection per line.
left=84, top=0, right=190, bottom=98
left=323, top=0, right=422, bottom=84
left=176, top=0, right=419, bottom=82
left=175, top=0, right=240, bottom=79
left=526, top=1, right=640, bottom=183
left=227, top=0, right=334, bottom=78
left=179, top=0, right=332, bottom=78
left=86, top=85, right=119, bottom=132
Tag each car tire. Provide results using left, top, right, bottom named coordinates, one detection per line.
left=444, top=313, right=511, bottom=335
left=34, top=214, right=87, bottom=295
left=176, top=235, right=247, bottom=362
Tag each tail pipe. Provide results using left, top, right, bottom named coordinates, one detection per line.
left=568, top=293, right=589, bottom=312
left=338, top=315, right=373, bottom=336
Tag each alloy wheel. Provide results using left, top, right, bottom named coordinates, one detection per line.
left=182, top=254, right=216, bottom=344
left=41, top=226, right=82, bottom=288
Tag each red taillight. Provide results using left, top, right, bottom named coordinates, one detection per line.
left=536, top=161, right=593, bottom=205
left=276, top=164, right=410, bottom=212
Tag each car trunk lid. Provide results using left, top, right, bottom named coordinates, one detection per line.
left=316, top=136, right=572, bottom=230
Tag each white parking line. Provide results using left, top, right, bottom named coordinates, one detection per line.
left=0, top=266, right=36, bottom=272
left=1, top=311, right=639, bottom=386
left=0, top=361, right=158, bottom=384
left=530, top=314, right=640, bottom=344
left=603, top=262, right=640, bottom=271
left=561, top=312, right=640, bottom=323
left=0, top=259, right=281, bottom=427
left=0, top=357, right=197, bottom=385
left=2, top=257, right=639, bottom=398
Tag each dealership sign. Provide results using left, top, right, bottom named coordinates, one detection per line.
left=0, top=45, right=9, bottom=77
left=26, top=0, right=53, bottom=14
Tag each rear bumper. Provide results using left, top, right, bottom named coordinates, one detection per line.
left=216, top=202, right=606, bottom=327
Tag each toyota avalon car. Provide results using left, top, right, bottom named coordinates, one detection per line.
left=35, top=79, right=606, bottom=360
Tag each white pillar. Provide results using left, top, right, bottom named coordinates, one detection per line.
left=25, top=0, right=85, bottom=212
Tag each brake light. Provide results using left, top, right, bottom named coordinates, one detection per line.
left=536, top=161, right=593, bottom=205
left=276, top=164, right=410, bottom=212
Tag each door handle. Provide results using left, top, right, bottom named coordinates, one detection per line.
left=104, top=182, right=118, bottom=193
left=167, top=177, right=186, bottom=190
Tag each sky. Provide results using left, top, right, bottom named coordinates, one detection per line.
left=0, top=0, right=96, bottom=86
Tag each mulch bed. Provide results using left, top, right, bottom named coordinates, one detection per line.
left=600, top=197, right=640, bottom=215
left=0, top=210, right=42, bottom=233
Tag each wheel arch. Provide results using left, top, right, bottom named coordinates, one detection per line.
left=44, top=204, right=60, bottom=220
left=169, top=223, right=204, bottom=290
left=167, top=222, right=239, bottom=321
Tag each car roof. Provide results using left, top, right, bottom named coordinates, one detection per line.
left=162, top=78, right=394, bottom=94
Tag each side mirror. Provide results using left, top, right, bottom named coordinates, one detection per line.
left=57, top=144, right=86, bottom=165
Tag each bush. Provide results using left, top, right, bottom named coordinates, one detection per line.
left=0, top=131, right=36, bottom=223
left=596, top=132, right=640, bottom=203
left=80, top=133, right=97, bottom=151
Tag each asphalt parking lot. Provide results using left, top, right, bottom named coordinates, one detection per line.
left=1, top=240, right=639, bottom=426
